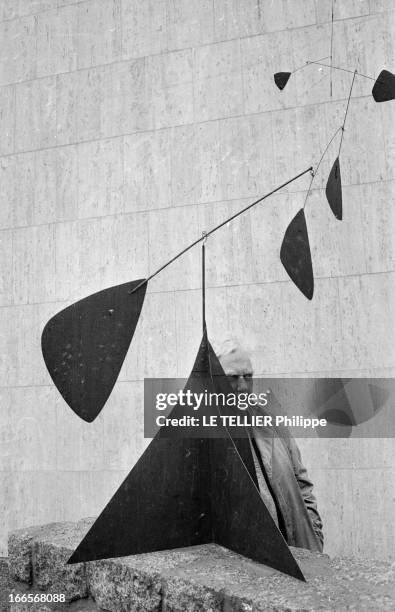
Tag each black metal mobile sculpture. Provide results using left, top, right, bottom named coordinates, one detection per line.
left=41, top=6, right=394, bottom=579
left=42, top=169, right=316, bottom=581
left=67, top=261, right=306, bottom=580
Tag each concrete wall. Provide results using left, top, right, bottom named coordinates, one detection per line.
left=0, top=0, right=394, bottom=561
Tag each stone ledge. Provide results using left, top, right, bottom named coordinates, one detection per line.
left=7, top=520, right=395, bottom=611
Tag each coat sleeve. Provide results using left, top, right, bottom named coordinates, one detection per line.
left=286, top=437, right=324, bottom=550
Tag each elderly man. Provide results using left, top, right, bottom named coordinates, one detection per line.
left=216, top=338, right=324, bottom=553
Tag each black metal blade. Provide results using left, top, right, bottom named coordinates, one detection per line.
left=68, top=333, right=305, bottom=581
left=67, top=435, right=212, bottom=563
left=207, top=344, right=305, bottom=580
left=280, top=209, right=314, bottom=300
left=209, top=435, right=305, bottom=580
left=274, top=72, right=291, bottom=90
left=41, top=279, right=147, bottom=422
left=372, top=69, right=395, bottom=102
left=326, top=157, right=342, bottom=220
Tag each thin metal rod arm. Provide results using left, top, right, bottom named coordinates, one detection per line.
left=130, top=167, right=313, bottom=295
left=338, top=70, right=357, bottom=155
left=306, top=60, right=376, bottom=82
left=202, top=238, right=206, bottom=333
left=292, top=56, right=330, bottom=74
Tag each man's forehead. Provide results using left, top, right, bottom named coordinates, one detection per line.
left=218, top=349, right=253, bottom=375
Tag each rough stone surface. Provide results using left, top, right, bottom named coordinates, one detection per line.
left=7, top=521, right=395, bottom=611
left=0, top=557, right=9, bottom=612
left=8, top=524, right=53, bottom=584
left=33, top=540, right=87, bottom=603
left=87, top=558, right=162, bottom=612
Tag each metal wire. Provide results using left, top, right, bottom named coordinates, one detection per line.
left=338, top=70, right=357, bottom=156
left=303, top=126, right=343, bottom=210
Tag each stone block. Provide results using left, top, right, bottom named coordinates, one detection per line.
left=87, top=558, right=162, bottom=611
left=0, top=156, right=14, bottom=228
left=10, top=153, right=35, bottom=227
left=33, top=539, right=87, bottom=602
left=382, top=103, right=395, bottom=181
left=281, top=276, right=344, bottom=373
left=15, top=77, right=57, bottom=152
left=13, top=224, right=56, bottom=305
left=7, top=521, right=395, bottom=610
left=0, top=84, right=14, bottom=155
left=36, top=5, right=77, bottom=78
left=57, top=68, right=107, bottom=144
left=166, top=0, right=214, bottom=51
left=101, top=60, right=153, bottom=138
left=4, top=386, right=57, bottom=472
left=146, top=49, right=194, bottom=129
left=124, top=129, right=172, bottom=212
left=77, top=137, right=124, bottom=218
left=193, top=40, right=243, bottom=122
left=101, top=381, right=144, bottom=470
left=0, top=16, right=36, bottom=86
left=339, top=272, right=395, bottom=369
left=0, top=302, right=60, bottom=387
left=120, top=289, right=178, bottom=380
left=170, top=124, right=200, bottom=206
left=34, top=145, right=78, bottom=224
left=226, top=283, right=286, bottom=376
left=9, top=524, right=55, bottom=583
left=271, top=104, right=327, bottom=187
left=218, top=113, right=275, bottom=200
left=170, top=121, right=222, bottom=206
left=122, top=0, right=167, bottom=60
left=214, top=0, right=316, bottom=40
left=55, top=399, right=104, bottom=472
left=369, top=0, right=394, bottom=12
left=54, top=220, right=79, bottom=301
left=358, top=181, right=395, bottom=273
left=213, top=0, right=244, bottom=41
left=75, top=0, right=121, bottom=70
left=0, top=557, right=8, bottom=612
left=19, top=1, right=54, bottom=17
left=0, top=1, right=17, bottom=21
left=0, top=229, right=12, bottom=306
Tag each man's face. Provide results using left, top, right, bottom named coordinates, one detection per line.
left=219, top=349, right=253, bottom=395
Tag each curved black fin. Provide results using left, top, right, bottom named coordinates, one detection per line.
left=274, top=72, right=291, bottom=90
left=41, top=279, right=147, bottom=422
left=280, top=209, right=314, bottom=300
left=372, top=69, right=395, bottom=102
left=326, top=157, right=342, bottom=220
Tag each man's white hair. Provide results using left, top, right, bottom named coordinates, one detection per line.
left=212, top=337, right=249, bottom=360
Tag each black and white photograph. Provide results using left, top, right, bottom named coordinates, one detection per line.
left=0, top=1, right=394, bottom=610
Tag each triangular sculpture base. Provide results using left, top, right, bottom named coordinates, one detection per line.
left=68, top=333, right=305, bottom=581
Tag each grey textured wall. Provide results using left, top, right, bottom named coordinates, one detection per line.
left=0, top=0, right=394, bottom=561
